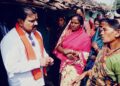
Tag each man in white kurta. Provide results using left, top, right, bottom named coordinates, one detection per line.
left=0, top=6, right=53, bottom=86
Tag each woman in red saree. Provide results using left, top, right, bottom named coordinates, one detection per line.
left=53, top=15, right=91, bottom=86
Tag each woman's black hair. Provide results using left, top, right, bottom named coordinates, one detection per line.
left=94, top=18, right=100, bottom=23
left=100, top=18, right=120, bottom=30
left=57, top=15, right=66, bottom=21
left=71, top=14, right=84, bottom=26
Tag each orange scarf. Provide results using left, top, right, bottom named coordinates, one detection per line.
left=16, top=23, right=46, bottom=80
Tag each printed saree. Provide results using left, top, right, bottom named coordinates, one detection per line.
left=87, top=47, right=120, bottom=86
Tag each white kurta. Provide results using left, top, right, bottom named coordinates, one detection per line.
left=0, top=28, right=49, bottom=86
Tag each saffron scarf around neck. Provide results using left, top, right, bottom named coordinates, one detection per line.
left=15, top=23, right=45, bottom=80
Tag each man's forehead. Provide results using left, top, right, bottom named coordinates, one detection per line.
left=27, top=13, right=38, bottom=19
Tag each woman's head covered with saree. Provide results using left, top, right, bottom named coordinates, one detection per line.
left=69, top=14, right=84, bottom=31
left=54, top=14, right=85, bottom=48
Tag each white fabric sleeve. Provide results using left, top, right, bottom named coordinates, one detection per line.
left=43, top=49, right=49, bottom=58
left=0, top=35, right=40, bottom=75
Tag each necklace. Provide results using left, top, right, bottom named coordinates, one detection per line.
left=105, top=47, right=120, bottom=56
left=100, top=47, right=120, bottom=63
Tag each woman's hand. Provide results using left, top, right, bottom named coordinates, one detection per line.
left=63, top=49, right=73, bottom=55
left=87, top=70, right=92, bottom=76
left=56, top=45, right=73, bottom=55
left=92, top=42, right=100, bottom=53
left=65, top=50, right=80, bottom=60
left=72, top=51, right=79, bottom=57
left=66, top=53, right=75, bottom=60
left=71, top=71, right=88, bottom=84
left=71, top=70, right=92, bottom=84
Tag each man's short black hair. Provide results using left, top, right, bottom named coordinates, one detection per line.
left=17, top=6, right=37, bottom=20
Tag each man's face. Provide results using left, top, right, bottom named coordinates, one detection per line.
left=23, top=13, right=38, bottom=33
left=100, top=21, right=116, bottom=43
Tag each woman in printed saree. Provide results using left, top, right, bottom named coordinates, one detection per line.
left=53, top=15, right=91, bottom=86
left=74, top=19, right=120, bottom=86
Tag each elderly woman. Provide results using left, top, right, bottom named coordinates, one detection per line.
left=53, top=15, right=91, bottom=86
left=74, top=19, right=120, bottom=86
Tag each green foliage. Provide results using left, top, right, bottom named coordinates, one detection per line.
left=116, top=0, right=120, bottom=9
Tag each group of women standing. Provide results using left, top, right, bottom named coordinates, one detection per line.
left=53, top=8, right=120, bottom=86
